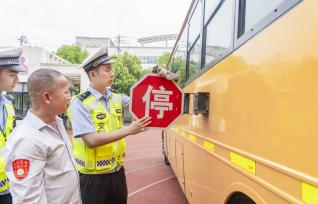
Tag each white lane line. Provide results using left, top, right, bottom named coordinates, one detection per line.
left=128, top=175, right=176, bottom=197
left=125, top=163, right=164, bottom=174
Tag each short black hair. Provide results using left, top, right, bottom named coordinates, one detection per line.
left=27, top=69, right=64, bottom=100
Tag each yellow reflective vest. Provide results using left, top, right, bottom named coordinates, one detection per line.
left=0, top=102, right=15, bottom=192
left=68, top=91, right=126, bottom=174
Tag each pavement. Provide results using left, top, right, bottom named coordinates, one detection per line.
left=125, top=129, right=189, bottom=204
left=67, top=128, right=188, bottom=204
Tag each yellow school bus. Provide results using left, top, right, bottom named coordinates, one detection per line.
left=162, top=0, right=318, bottom=203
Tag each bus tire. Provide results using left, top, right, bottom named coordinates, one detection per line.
left=227, top=192, right=255, bottom=204
left=164, top=154, right=170, bottom=165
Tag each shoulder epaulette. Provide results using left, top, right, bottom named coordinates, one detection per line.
left=109, top=88, right=118, bottom=93
left=77, top=91, right=91, bottom=101
left=4, top=94, right=15, bottom=102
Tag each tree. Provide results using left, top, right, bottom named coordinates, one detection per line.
left=156, top=52, right=171, bottom=67
left=111, top=52, right=150, bottom=95
left=56, top=45, right=88, bottom=64
left=157, top=52, right=186, bottom=88
left=157, top=52, right=198, bottom=88
left=171, top=56, right=186, bottom=88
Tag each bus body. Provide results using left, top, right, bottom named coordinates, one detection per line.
left=163, top=0, right=318, bottom=203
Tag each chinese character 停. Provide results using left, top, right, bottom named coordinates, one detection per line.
left=142, top=85, right=173, bottom=119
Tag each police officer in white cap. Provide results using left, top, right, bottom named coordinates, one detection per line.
left=67, top=45, right=152, bottom=204
left=0, top=47, right=25, bottom=204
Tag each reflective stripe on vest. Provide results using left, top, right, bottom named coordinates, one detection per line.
left=70, top=92, right=126, bottom=174
left=0, top=103, right=15, bottom=192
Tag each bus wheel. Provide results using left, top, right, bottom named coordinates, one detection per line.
left=164, top=155, right=170, bottom=165
left=227, top=192, right=256, bottom=204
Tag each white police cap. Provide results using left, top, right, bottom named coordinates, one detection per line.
left=0, top=47, right=25, bottom=72
left=79, top=45, right=113, bottom=72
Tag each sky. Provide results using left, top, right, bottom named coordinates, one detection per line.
left=0, top=0, right=192, bottom=51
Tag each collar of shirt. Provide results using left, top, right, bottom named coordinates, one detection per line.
left=0, top=92, right=11, bottom=129
left=0, top=92, right=12, bottom=104
left=25, top=110, right=63, bottom=131
left=0, top=93, right=5, bottom=129
left=88, top=86, right=112, bottom=101
left=0, top=93, right=4, bottom=103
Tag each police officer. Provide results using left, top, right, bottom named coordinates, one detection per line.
left=68, top=45, right=152, bottom=204
left=5, top=69, right=81, bottom=203
left=0, top=47, right=25, bottom=204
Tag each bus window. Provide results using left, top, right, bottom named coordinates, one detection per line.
left=204, top=0, right=233, bottom=67
left=188, top=38, right=201, bottom=80
left=238, top=0, right=285, bottom=38
left=170, top=48, right=187, bottom=89
left=171, top=29, right=187, bottom=88
left=188, top=0, right=202, bottom=50
left=204, top=0, right=221, bottom=24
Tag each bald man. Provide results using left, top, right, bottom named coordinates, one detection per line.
left=4, top=69, right=81, bottom=204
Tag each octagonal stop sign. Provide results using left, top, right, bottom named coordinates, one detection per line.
left=130, top=74, right=183, bottom=128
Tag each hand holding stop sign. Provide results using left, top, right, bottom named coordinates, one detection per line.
left=152, top=65, right=180, bottom=83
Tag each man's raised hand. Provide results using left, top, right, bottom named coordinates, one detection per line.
left=126, top=116, right=152, bottom=135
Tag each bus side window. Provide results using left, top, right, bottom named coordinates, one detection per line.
left=187, top=0, right=203, bottom=80
left=203, top=0, right=234, bottom=67
left=171, top=26, right=188, bottom=88
left=238, top=0, right=286, bottom=38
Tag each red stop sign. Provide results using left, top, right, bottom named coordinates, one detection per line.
left=130, top=74, right=183, bottom=128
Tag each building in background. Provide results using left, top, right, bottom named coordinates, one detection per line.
left=2, top=46, right=81, bottom=119
left=77, top=34, right=177, bottom=92
left=76, top=37, right=115, bottom=52
left=76, top=34, right=177, bottom=68
left=2, top=34, right=176, bottom=119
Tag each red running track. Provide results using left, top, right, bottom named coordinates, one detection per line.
left=125, top=129, right=188, bottom=204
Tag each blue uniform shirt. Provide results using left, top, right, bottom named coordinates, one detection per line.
left=0, top=93, right=14, bottom=195
left=0, top=93, right=13, bottom=136
left=69, top=86, right=130, bottom=138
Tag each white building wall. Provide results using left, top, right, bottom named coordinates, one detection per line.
left=41, top=63, right=80, bottom=84
left=80, top=70, right=90, bottom=91
left=5, top=46, right=81, bottom=119
left=109, top=47, right=172, bottom=56
left=18, top=46, right=74, bottom=83
left=11, top=44, right=175, bottom=92
left=88, top=46, right=174, bottom=68
left=76, top=37, right=114, bottom=51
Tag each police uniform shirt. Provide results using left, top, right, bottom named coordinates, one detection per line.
left=69, top=86, right=130, bottom=138
left=0, top=93, right=12, bottom=134
left=0, top=92, right=13, bottom=196
left=4, top=111, right=81, bottom=204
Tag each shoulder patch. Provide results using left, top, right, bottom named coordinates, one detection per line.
left=13, top=159, right=30, bottom=180
left=77, top=91, right=91, bottom=101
